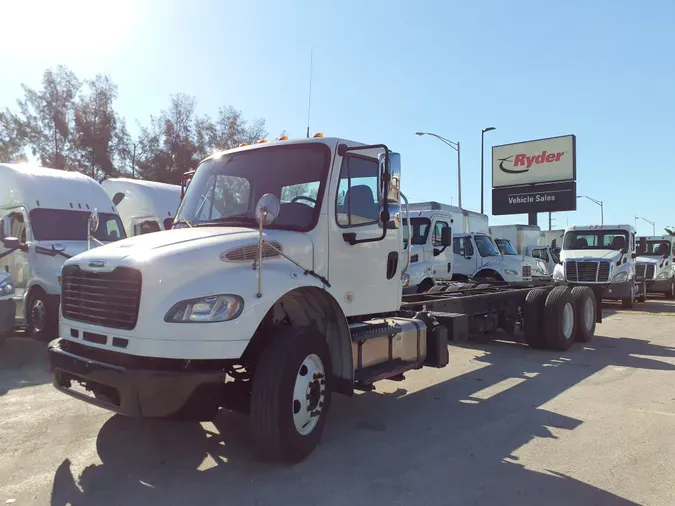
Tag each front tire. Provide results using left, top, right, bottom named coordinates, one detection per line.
left=250, top=326, right=332, bottom=463
left=26, top=291, right=57, bottom=341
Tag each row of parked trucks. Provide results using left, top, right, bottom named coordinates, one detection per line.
left=1, top=138, right=674, bottom=464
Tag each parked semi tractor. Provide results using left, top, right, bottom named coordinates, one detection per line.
left=48, top=136, right=600, bottom=463
left=101, top=178, right=181, bottom=236
left=553, top=224, right=646, bottom=308
left=0, top=163, right=125, bottom=340
left=636, top=236, right=675, bottom=298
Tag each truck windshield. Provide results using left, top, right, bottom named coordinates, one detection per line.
left=494, top=238, right=519, bottom=255
left=563, top=230, right=629, bottom=250
left=638, top=241, right=671, bottom=256
left=475, top=235, right=501, bottom=257
left=174, top=143, right=331, bottom=232
left=402, top=217, right=431, bottom=247
left=29, top=209, right=126, bottom=242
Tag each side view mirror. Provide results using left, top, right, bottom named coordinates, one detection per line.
left=255, top=193, right=281, bottom=227
left=377, top=152, right=401, bottom=204
left=631, top=252, right=637, bottom=259
left=620, top=247, right=628, bottom=255
left=2, top=236, right=21, bottom=250
left=88, top=209, right=100, bottom=234
left=440, top=227, right=452, bottom=247
left=53, top=243, right=66, bottom=252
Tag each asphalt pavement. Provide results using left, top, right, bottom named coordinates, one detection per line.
left=1, top=299, right=675, bottom=505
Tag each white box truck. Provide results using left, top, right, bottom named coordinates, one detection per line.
left=48, top=136, right=600, bottom=463
left=101, top=178, right=181, bottom=236
left=0, top=163, right=126, bottom=340
left=489, top=224, right=550, bottom=278
left=636, top=236, right=675, bottom=298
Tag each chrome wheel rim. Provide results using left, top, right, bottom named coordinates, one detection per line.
left=31, top=299, right=46, bottom=333
left=562, top=302, right=574, bottom=341
left=583, top=297, right=595, bottom=331
left=292, top=353, right=325, bottom=436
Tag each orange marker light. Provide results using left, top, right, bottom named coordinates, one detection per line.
left=313, top=132, right=324, bottom=138
left=257, top=139, right=268, bottom=144
left=238, top=143, right=249, bottom=147
left=278, top=135, right=289, bottom=141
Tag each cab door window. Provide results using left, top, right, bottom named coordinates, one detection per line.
left=1, top=210, right=28, bottom=243
left=453, top=237, right=473, bottom=256
left=432, top=221, right=450, bottom=247
left=336, top=155, right=379, bottom=227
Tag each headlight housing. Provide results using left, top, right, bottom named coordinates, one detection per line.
left=164, top=294, right=244, bottom=323
left=612, top=271, right=628, bottom=283
left=0, top=277, right=14, bottom=296
left=504, top=269, right=518, bottom=276
left=656, top=272, right=669, bottom=280
left=535, top=260, right=547, bottom=274
left=553, top=265, right=565, bottom=281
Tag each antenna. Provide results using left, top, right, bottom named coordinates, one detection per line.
left=306, top=46, right=314, bottom=139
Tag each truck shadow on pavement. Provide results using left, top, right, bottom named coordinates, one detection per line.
left=50, top=334, right=675, bottom=506
left=602, top=298, right=675, bottom=316
left=0, top=335, right=50, bottom=396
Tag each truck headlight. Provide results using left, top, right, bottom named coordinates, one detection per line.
left=504, top=269, right=518, bottom=276
left=553, top=265, right=564, bottom=281
left=402, top=273, right=410, bottom=287
left=612, top=271, right=628, bottom=283
left=164, top=294, right=244, bottom=323
left=0, top=277, right=14, bottom=296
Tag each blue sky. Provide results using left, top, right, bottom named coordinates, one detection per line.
left=1, top=0, right=673, bottom=235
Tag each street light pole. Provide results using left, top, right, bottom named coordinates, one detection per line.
left=415, top=131, right=462, bottom=208
left=577, top=195, right=604, bottom=225
left=480, top=127, right=496, bottom=214
left=636, top=216, right=656, bottom=235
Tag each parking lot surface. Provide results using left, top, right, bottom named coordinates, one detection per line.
left=1, top=300, right=675, bottom=506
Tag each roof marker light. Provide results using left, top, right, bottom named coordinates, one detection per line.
left=238, top=143, right=249, bottom=147
left=257, top=139, right=268, bottom=144
left=278, top=135, right=289, bottom=141
left=313, top=132, right=324, bottom=138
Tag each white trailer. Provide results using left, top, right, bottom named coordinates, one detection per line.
left=48, top=136, right=600, bottom=463
left=489, top=224, right=550, bottom=277
left=101, top=178, right=181, bottom=236
left=0, top=163, right=125, bottom=339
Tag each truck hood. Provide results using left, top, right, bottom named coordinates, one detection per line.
left=483, top=255, right=522, bottom=270
left=636, top=256, right=661, bottom=265
left=561, top=249, right=622, bottom=262
left=64, top=226, right=315, bottom=274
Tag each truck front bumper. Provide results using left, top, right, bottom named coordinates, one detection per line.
left=600, top=281, right=632, bottom=300
left=48, top=338, right=227, bottom=420
left=647, top=278, right=672, bottom=292
left=0, top=299, right=16, bottom=338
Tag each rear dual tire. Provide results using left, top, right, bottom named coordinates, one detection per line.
left=523, top=286, right=596, bottom=351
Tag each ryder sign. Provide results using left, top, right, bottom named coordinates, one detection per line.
left=492, top=134, right=576, bottom=188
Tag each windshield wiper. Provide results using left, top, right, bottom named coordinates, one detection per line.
left=173, top=218, right=193, bottom=228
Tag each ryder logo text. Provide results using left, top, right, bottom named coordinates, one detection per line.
left=499, top=150, right=566, bottom=175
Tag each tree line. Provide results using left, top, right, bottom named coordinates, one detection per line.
left=0, top=65, right=268, bottom=184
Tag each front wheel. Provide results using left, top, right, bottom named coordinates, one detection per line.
left=26, top=292, right=57, bottom=341
left=250, top=326, right=332, bottom=463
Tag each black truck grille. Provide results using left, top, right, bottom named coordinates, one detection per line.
left=61, top=265, right=142, bottom=330
left=565, top=260, right=610, bottom=282
left=636, top=264, right=655, bottom=280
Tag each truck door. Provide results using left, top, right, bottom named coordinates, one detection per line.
left=328, top=152, right=402, bottom=316
left=431, top=218, right=452, bottom=278
left=452, top=236, right=476, bottom=277
left=0, top=207, right=30, bottom=313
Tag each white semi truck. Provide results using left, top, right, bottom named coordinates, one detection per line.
left=48, top=136, right=601, bottom=463
left=101, top=178, right=181, bottom=236
left=553, top=224, right=646, bottom=308
left=636, top=236, right=675, bottom=298
left=0, top=163, right=126, bottom=340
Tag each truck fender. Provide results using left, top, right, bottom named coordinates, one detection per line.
left=243, top=286, right=353, bottom=396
